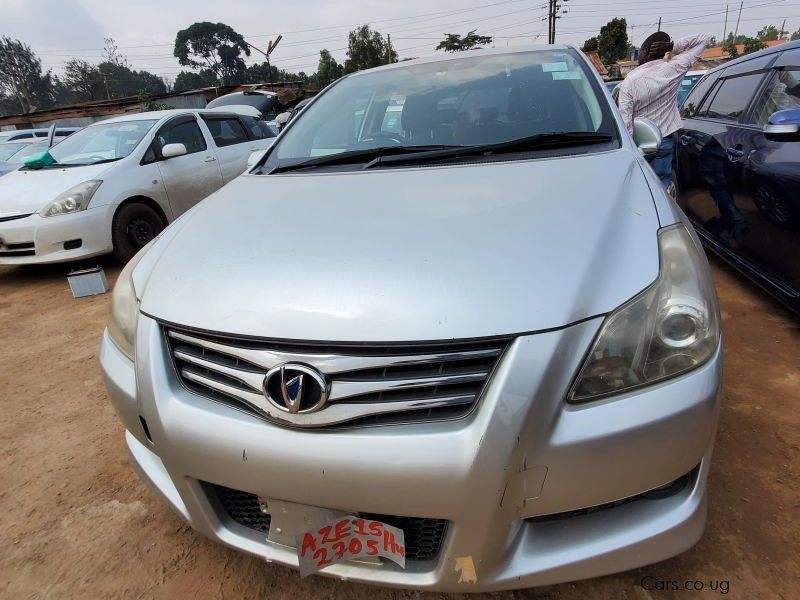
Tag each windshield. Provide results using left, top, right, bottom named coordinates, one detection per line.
left=46, top=120, right=157, bottom=166
left=8, top=141, right=50, bottom=163
left=0, top=143, right=28, bottom=161
left=266, top=49, right=615, bottom=171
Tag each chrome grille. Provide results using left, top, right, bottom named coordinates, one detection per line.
left=165, top=326, right=509, bottom=428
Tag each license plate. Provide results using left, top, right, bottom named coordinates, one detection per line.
left=296, top=515, right=406, bottom=578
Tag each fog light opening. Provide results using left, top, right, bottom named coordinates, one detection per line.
left=63, top=238, right=83, bottom=250
left=139, top=416, right=153, bottom=443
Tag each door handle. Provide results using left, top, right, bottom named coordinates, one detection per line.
left=204, top=156, right=217, bottom=162
left=680, top=134, right=692, bottom=146
left=726, top=147, right=745, bottom=161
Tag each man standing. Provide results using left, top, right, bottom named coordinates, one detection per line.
left=618, top=32, right=712, bottom=190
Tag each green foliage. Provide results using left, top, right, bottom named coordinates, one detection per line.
left=174, top=69, right=219, bottom=90
left=344, top=25, right=396, bottom=74
left=137, top=91, right=173, bottom=111
left=792, top=27, right=800, bottom=41
left=743, top=37, right=768, bottom=54
left=725, top=33, right=748, bottom=45
left=756, top=25, right=779, bottom=41
left=597, top=18, right=629, bottom=65
left=582, top=37, right=599, bottom=52
left=0, top=36, right=56, bottom=113
left=62, top=58, right=166, bottom=101
left=313, top=49, right=344, bottom=87
left=436, top=30, right=493, bottom=52
left=174, top=22, right=250, bottom=85
left=243, top=62, right=307, bottom=84
left=723, top=40, right=740, bottom=59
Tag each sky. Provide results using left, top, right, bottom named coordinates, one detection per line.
left=1, top=0, right=798, bottom=82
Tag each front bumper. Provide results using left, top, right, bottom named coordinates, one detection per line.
left=99, top=314, right=722, bottom=592
left=0, top=206, right=113, bottom=264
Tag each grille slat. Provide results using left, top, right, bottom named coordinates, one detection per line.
left=167, top=326, right=509, bottom=428
left=208, top=483, right=447, bottom=562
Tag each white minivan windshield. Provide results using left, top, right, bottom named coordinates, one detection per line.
left=266, top=49, right=616, bottom=172
left=46, top=120, right=157, bottom=166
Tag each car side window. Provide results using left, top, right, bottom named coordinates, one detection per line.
left=704, top=73, right=765, bottom=121
left=240, top=115, right=275, bottom=139
left=157, top=119, right=207, bottom=155
left=204, top=117, right=250, bottom=147
left=750, top=69, right=800, bottom=126
left=681, top=73, right=720, bottom=118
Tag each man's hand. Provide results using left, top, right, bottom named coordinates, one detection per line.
left=649, top=40, right=674, bottom=58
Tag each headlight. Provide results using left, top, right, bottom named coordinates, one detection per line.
left=569, top=224, right=720, bottom=403
left=40, top=180, right=102, bottom=217
left=107, top=240, right=155, bottom=360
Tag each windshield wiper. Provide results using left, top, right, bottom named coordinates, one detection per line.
left=363, top=132, right=614, bottom=169
left=267, top=145, right=460, bottom=174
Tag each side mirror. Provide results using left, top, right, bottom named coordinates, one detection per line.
left=161, top=143, right=187, bottom=159
left=632, top=117, right=662, bottom=157
left=764, top=108, right=800, bottom=142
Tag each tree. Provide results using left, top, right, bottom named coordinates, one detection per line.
left=743, top=37, right=768, bottom=54
left=173, top=69, right=219, bottom=90
left=596, top=18, right=629, bottom=65
left=63, top=58, right=105, bottom=100
left=344, top=25, right=396, bottom=74
left=436, top=30, right=493, bottom=52
left=582, top=37, right=599, bottom=52
left=725, top=32, right=748, bottom=45
left=757, top=25, right=780, bottom=41
left=315, top=49, right=344, bottom=86
left=174, top=22, right=250, bottom=85
left=0, top=36, right=56, bottom=113
left=792, top=27, right=800, bottom=41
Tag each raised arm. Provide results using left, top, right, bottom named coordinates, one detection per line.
left=667, top=34, right=713, bottom=74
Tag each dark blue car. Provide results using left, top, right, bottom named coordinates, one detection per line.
left=675, top=41, right=800, bottom=315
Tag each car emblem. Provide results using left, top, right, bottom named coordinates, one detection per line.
left=263, top=363, right=329, bottom=414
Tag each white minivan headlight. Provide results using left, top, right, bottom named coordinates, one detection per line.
left=107, top=240, right=155, bottom=360
left=569, top=224, right=720, bottom=403
left=40, top=180, right=102, bottom=217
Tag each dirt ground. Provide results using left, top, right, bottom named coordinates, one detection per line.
left=1, top=256, right=798, bottom=600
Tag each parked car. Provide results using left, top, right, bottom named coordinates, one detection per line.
left=0, top=140, right=56, bottom=177
left=0, top=108, right=274, bottom=264
left=677, top=69, right=707, bottom=106
left=100, top=46, right=722, bottom=591
left=206, top=90, right=279, bottom=119
left=0, top=127, right=79, bottom=143
left=675, top=40, right=800, bottom=314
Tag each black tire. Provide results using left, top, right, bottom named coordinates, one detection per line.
left=752, top=181, right=800, bottom=230
left=112, top=202, right=165, bottom=263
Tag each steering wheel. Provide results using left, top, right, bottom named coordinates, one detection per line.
left=359, top=131, right=405, bottom=145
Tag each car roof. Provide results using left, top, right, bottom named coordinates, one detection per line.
left=347, top=44, right=575, bottom=76
left=96, top=107, right=257, bottom=125
left=705, top=39, right=800, bottom=75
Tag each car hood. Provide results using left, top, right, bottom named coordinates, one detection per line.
left=0, top=163, right=112, bottom=217
left=139, top=150, right=661, bottom=341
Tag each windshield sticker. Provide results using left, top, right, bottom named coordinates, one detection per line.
left=542, top=62, right=568, bottom=72
left=552, top=71, right=583, bottom=80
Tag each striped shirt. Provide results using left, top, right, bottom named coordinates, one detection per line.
left=618, top=34, right=712, bottom=136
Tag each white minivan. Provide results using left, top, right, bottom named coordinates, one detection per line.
left=0, top=108, right=275, bottom=264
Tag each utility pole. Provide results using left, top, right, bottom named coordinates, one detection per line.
left=246, top=35, right=282, bottom=86
left=734, top=1, right=743, bottom=39
left=387, top=34, right=393, bottom=64
left=780, top=18, right=787, bottom=39
left=548, top=0, right=569, bottom=44
left=657, top=17, right=661, bottom=32
left=723, top=5, right=729, bottom=44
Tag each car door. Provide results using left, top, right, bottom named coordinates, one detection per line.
left=150, top=115, right=224, bottom=217
left=200, top=114, right=264, bottom=183
left=675, top=65, right=769, bottom=243
left=732, top=53, right=800, bottom=300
